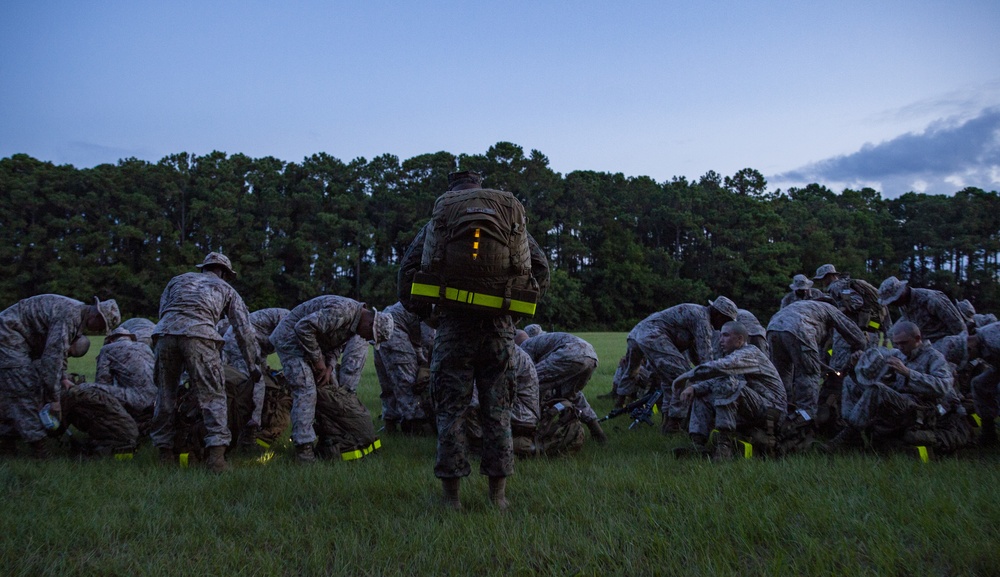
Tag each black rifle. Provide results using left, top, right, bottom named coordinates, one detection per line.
left=598, top=389, right=663, bottom=430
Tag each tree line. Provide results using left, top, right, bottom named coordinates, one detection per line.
left=3, top=142, right=999, bottom=330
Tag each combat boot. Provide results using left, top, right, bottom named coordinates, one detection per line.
left=586, top=420, right=608, bottom=444
left=158, top=447, right=176, bottom=465
left=902, top=429, right=938, bottom=447
left=488, top=476, right=509, bottom=511
left=661, top=416, right=683, bottom=435
left=441, top=477, right=461, bottom=510
left=823, top=427, right=863, bottom=454
left=295, top=443, right=317, bottom=463
left=712, top=430, right=736, bottom=461
left=205, top=445, right=230, bottom=473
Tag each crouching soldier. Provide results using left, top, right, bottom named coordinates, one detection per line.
left=831, top=321, right=971, bottom=454
left=269, top=296, right=392, bottom=463
left=674, top=321, right=787, bottom=460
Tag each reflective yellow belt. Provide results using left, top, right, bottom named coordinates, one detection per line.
left=411, top=282, right=536, bottom=316
left=341, top=438, right=382, bottom=462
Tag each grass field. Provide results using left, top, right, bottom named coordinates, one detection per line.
left=3, top=333, right=1000, bottom=576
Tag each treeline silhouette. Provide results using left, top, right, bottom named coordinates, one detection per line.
left=3, top=142, right=999, bottom=329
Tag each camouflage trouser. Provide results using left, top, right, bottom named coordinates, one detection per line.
left=841, top=379, right=918, bottom=432
left=314, top=384, right=378, bottom=459
left=374, top=347, right=430, bottom=423
left=150, top=336, right=230, bottom=449
left=0, top=365, right=47, bottom=443
left=623, top=335, right=691, bottom=420
left=224, top=365, right=255, bottom=445
left=431, top=314, right=515, bottom=479
left=687, top=376, right=769, bottom=438
left=971, top=366, right=1000, bottom=421
left=62, top=385, right=139, bottom=454
left=279, top=356, right=319, bottom=445
left=536, top=357, right=599, bottom=423
left=768, top=331, right=821, bottom=417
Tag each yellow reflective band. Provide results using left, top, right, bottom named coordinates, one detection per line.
left=827, top=349, right=833, bottom=356
left=473, top=242, right=479, bottom=249
left=917, top=446, right=930, bottom=463
left=738, top=440, right=753, bottom=460
left=341, top=448, right=363, bottom=461
left=179, top=453, right=189, bottom=468
left=114, top=453, right=133, bottom=461
left=411, top=282, right=536, bottom=315
left=475, top=228, right=480, bottom=238
left=256, top=438, right=271, bottom=449
left=868, top=320, right=881, bottom=329
left=972, top=413, right=983, bottom=427
left=652, top=404, right=660, bottom=415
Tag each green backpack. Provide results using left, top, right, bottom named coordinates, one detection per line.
left=411, top=187, right=538, bottom=316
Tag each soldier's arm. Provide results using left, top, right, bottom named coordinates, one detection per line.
left=226, top=292, right=261, bottom=376
left=527, top=232, right=550, bottom=298
left=935, top=298, right=968, bottom=337
left=40, top=322, right=72, bottom=402
left=398, top=223, right=432, bottom=317
left=903, top=352, right=955, bottom=399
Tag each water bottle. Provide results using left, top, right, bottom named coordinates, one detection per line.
left=39, top=403, right=60, bottom=431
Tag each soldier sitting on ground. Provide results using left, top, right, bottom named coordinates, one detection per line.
left=674, top=321, right=787, bottom=460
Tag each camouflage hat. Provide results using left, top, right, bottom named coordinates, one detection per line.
left=877, top=276, right=908, bottom=306
left=852, top=347, right=892, bottom=387
left=524, top=324, right=544, bottom=338
left=447, top=170, right=483, bottom=188
left=789, top=274, right=814, bottom=291
left=973, top=313, right=998, bottom=329
left=105, top=326, right=136, bottom=342
left=196, top=252, right=237, bottom=277
left=93, top=297, right=121, bottom=335
left=813, top=264, right=839, bottom=280
left=370, top=308, right=395, bottom=351
left=956, top=299, right=976, bottom=322
left=708, top=296, right=738, bottom=321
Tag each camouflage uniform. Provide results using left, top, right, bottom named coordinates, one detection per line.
left=519, top=332, right=599, bottom=424
left=779, top=288, right=824, bottom=309
left=842, top=345, right=968, bottom=450
left=87, top=334, right=156, bottom=433
left=335, top=335, right=368, bottom=394
left=685, top=344, right=787, bottom=438
left=60, top=384, right=140, bottom=455
left=119, top=318, right=156, bottom=347
left=766, top=300, right=867, bottom=418
left=221, top=307, right=289, bottom=427
left=269, top=296, right=372, bottom=447
left=469, top=344, right=541, bottom=454
left=0, top=295, right=99, bottom=443
left=971, top=323, right=1000, bottom=423
left=149, top=272, right=259, bottom=450
left=373, top=302, right=433, bottom=428
left=896, top=288, right=966, bottom=343
left=619, top=304, right=717, bottom=419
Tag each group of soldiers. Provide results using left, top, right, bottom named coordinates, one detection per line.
left=613, top=263, right=999, bottom=460
left=4, top=169, right=1000, bottom=513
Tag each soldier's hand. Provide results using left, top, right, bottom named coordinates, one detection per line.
left=886, top=356, right=910, bottom=377
left=679, top=386, right=695, bottom=403
left=315, top=365, right=334, bottom=387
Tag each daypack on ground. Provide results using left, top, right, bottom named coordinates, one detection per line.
left=411, top=187, right=538, bottom=316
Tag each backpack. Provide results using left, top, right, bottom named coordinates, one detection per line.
left=831, top=278, right=888, bottom=332
left=533, top=398, right=585, bottom=456
left=411, top=187, right=538, bottom=316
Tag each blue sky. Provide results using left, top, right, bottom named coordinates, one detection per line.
left=2, top=1, right=998, bottom=197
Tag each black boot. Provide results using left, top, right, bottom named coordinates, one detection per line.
left=980, top=418, right=998, bottom=448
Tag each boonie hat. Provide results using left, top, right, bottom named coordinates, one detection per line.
left=708, top=296, right=738, bottom=321
left=789, top=274, right=814, bottom=291
left=813, top=264, right=838, bottom=280
left=878, top=276, right=908, bottom=306
left=93, top=297, right=121, bottom=335
left=196, top=252, right=237, bottom=277
left=853, top=347, right=893, bottom=387
left=524, top=324, right=544, bottom=338
left=105, top=326, right=136, bottom=342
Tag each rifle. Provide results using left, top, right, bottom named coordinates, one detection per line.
left=598, top=389, right=663, bottom=430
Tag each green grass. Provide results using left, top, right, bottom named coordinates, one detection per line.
left=5, top=333, right=1000, bottom=576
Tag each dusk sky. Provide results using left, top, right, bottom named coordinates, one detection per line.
left=2, top=1, right=998, bottom=197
